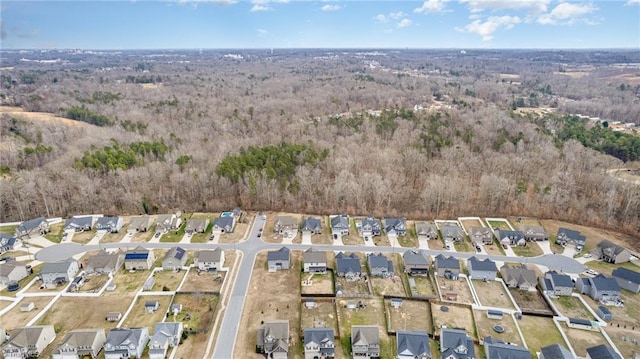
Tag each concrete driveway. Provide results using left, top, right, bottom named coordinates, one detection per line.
left=418, top=238, right=429, bottom=250
left=387, top=234, right=401, bottom=248
left=301, top=232, right=312, bottom=245
left=148, top=232, right=164, bottom=243
left=23, top=235, right=55, bottom=248
left=537, top=241, right=554, bottom=255
left=502, top=245, right=517, bottom=257
left=563, top=246, right=577, bottom=258
left=333, top=234, right=345, bottom=246
left=363, top=237, right=376, bottom=247
left=87, top=231, right=107, bottom=246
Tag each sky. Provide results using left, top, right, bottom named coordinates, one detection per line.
left=0, top=0, right=639, bottom=49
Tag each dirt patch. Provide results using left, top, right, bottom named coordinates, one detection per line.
left=37, top=295, right=132, bottom=332
left=474, top=310, right=522, bottom=345
left=370, top=274, right=406, bottom=297
left=152, top=269, right=187, bottom=291
left=300, top=300, right=338, bottom=332
left=604, top=325, right=640, bottom=359
left=3, top=296, right=55, bottom=330
left=0, top=299, right=14, bottom=311
left=540, top=219, right=640, bottom=253
left=431, top=303, right=476, bottom=337
left=122, top=295, right=174, bottom=332
left=518, top=315, right=567, bottom=355
left=564, top=327, right=607, bottom=357
left=552, top=296, right=593, bottom=319
left=471, top=280, right=515, bottom=310
left=301, top=272, right=334, bottom=295
left=435, top=277, right=474, bottom=304
left=508, top=288, right=553, bottom=314
left=180, top=270, right=226, bottom=293
left=386, top=299, right=433, bottom=333
left=336, top=276, right=370, bottom=296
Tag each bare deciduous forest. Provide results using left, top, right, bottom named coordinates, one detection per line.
left=1, top=49, right=639, bottom=236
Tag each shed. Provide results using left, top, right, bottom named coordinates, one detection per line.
left=105, top=283, right=116, bottom=291
left=143, top=276, right=155, bottom=291
left=487, top=310, right=504, bottom=319
left=20, top=302, right=35, bottom=312
left=346, top=300, right=356, bottom=310
left=597, top=306, right=613, bottom=322
left=171, top=304, right=183, bottom=315
left=390, top=298, right=403, bottom=309
left=567, top=317, right=597, bottom=331
left=106, top=312, right=122, bottom=322
left=145, top=301, right=160, bottom=313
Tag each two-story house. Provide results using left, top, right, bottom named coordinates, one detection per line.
left=367, top=253, right=393, bottom=278
left=52, top=328, right=106, bottom=359
left=336, top=252, right=361, bottom=281
left=39, top=259, right=80, bottom=288
left=256, top=320, right=289, bottom=359
left=303, top=248, right=327, bottom=273
left=2, top=325, right=56, bottom=359
left=303, top=328, right=334, bottom=359
left=148, top=322, right=183, bottom=359
left=194, top=248, right=225, bottom=272
left=351, top=326, right=379, bottom=358
left=103, top=328, right=149, bottom=359
left=540, top=270, right=574, bottom=296
left=402, top=250, right=430, bottom=276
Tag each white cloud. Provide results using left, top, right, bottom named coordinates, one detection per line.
left=250, top=0, right=288, bottom=12
left=177, top=0, right=238, bottom=5
left=460, top=0, right=550, bottom=14
left=414, top=0, right=450, bottom=14
left=389, top=11, right=406, bottom=19
left=461, top=15, right=520, bottom=41
left=321, top=4, right=341, bottom=11
left=375, top=14, right=389, bottom=23
left=257, top=29, right=268, bottom=36
left=537, top=2, right=598, bottom=24
left=626, top=0, right=640, bottom=4
left=397, top=19, right=413, bottom=28
left=251, top=4, right=270, bottom=11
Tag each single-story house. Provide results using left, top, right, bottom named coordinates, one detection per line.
left=585, top=344, right=622, bottom=359
left=162, top=247, right=187, bottom=270
left=64, top=216, right=95, bottom=232
left=95, top=217, right=124, bottom=233
left=148, top=322, right=183, bottom=359
left=0, top=262, right=28, bottom=286
left=303, top=248, right=327, bottom=273
left=330, top=215, right=350, bottom=237
left=539, top=344, right=575, bottom=359
left=124, top=246, right=155, bottom=270
left=483, top=336, right=530, bottom=359
left=397, top=330, right=431, bottom=359
left=611, top=267, right=640, bottom=293
left=592, top=240, right=632, bottom=264
left=434, top=254, right=460, bottom=279
left=267, top=247, right=290, bottom=272
left=500, top=264, right=537, bottom=290
left=367, top=253, right=393, bottom=277
left=15, top=217, right=49, bottom=238
left=440, top=328, right=474, bottom=359
left=128, top=215, right=154, bottom=233
left=2, top=325, right=56, bottom=359
left=213, top=216, right=235, bottom=233
left=52, top=328, right=106, bottom=359
left=185, top=218, right=210, bottom=234
left=415, top=222, right=439, bottom=240
left=576, top=274, right=621, bottom=303
left=402, top=250, right=430, bottom=276
left=556, top=228, right=586, bottom=251
left=467, top=256, right=497, bottom=280
left=495, top=230, right=525, bottom=247
left=194, top=248, right=225, bottom=271
left=440, top=224, right=464, bottom=242
left=351, top=325, right=379, bottom=358
left=0, top=233, right=17, bottom=253
left=156, top=214, right=182, bottom=233
left=336, top=252, right=361, bottom=280
left=85, top=250, right=124, bottom=275
left=303, top=328, right=334, bottom=359
left=301, top=217, right=322, bottom=235
left=274, top=216, right=298, bottom=237
left=540, top=270, right=574, bottom=296
left=597, top=306, right=613, bottom=321
left=39, top=259, right=80, bottom=288
left=145, top=301, right=160, bottom=313
left=103, top=327, right=149, bottom=359
left=358, top=217, right=381, bottom=238
left=470, top=227, right=493, bottom=245
left=256, top=320, right=289, bottom=359
left=520, top=225, right=549, bottom=241
left=384, top=217, right=407, bottom=236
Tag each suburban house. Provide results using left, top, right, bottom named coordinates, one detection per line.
left=128, top=215, right=154, bottom=233
left=576, top=274, right=621, bottom=303
left=500, top=264, right=537, bottom=290
left=383, top=218, right=407, bottom=236
left=396, top=331, right=431, bottom=359
left=539, top=344, right=575, bottom=359
left=402, top=250, right=430, bottom=276
left=612, top=267, right=640, bottom=293
left=267, top=247, right=291, bottom=272
left=303, top=328, right=334, bottom=359
left=162, top=247, right=187, bottom=270
left=148, top=322, right=183, bottom=359
left=440, top=224, right=464, bottom=242
left=213, top=216, right=235, bottom=233
left=540, top=270, right=575, bottom=296
left=303, top=248, right=327, bottom=273
left=330, top=215, right=350, bottom=238
left=495, top=230, right=525, bottom=247
left=358, top=217, right=381, bottom=239
left=434, top=254, right=460, bottom=279
left=301, top=217, right=322, bottom=235
left=483, top=337, right=530, bottom=359
left=124, top=246, right=155, bottom=270
left=440, top=328, right=474, bottom=359
left=64, top=216, right=94, bottom=232
left=592, top=240, right=632, bottom=264
left=336, top=252, right=362, bottom=280
left=466, top=257, right=497, bottom=280
left=367, top=253, right=393, bottom=277
left=470, top=227, right=492, bottom=245
left=274, top=216, right=298, bottom=237
left=2, top=325, right=56, bottom=359
left=585, top=344, right=622, bottom=359
left=156, top=214, right=182, bottom=233
left=95, top=217, right=124, bottom=233
left=520, top=225, right=549, bottom=241
left=0, top=233, right=17, bottom=253
left=185, top=218, right=210, bottom=234
left=0, top=262, right=28, bottom=286
left=256, top=320, right=289, bottom=359
left=103, top=327, right=149, bottom=359
left=15, top=217, right=50, bottom=238
left=351, top=326, right=379, bottom=358
left=194, top=248, right=225, bottom=272
left=555, top=228, right=586, bottom=251
left=415, top=222, right=439, bottom=241
left=39, top=259, right=80, bottom=288
left=52, top=328, right=106, bottom=359
left=85, top=250, right=124, bottom=275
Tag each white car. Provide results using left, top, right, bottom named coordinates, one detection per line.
left=583, top=253, right=592, bottom=258
left=585, top=269, right=598, bottom=276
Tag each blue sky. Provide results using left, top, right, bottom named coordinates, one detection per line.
left=1, top=0, right=638, bottom=49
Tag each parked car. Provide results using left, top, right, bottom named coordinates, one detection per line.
left=154, top=232, right=161, bottom=238
left=257, top=233, right=261, bottom=238
left=502, top=243, right=508, bottom=249
left=583, top=253, right=592, bottom=258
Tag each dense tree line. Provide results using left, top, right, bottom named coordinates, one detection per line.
left=64, top=106, right=113, bottom=126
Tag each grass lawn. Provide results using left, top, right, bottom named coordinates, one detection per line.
left=471, top=280, right=516, bottom=310
left=132, top=229, right=155, bottom=243
left=43, top=222, right=64, bottom=243
left=510, top=242, right=544, bottom=257
left=37, top=295, right=132, bottom=333
left=191, top=221, right=214, bottom=243
left=122, top=295, right=174, bottom=332
left=585, top=260, right=640, bottom=277
left=564, top=327, right=607, bottom=357
left=473, top=310, right=523, bottom=345
left=454, top=239, right=475, bottom=253
left=104, top=269, right=150, bottom=296
left=552, top=296, right=594, bottom=319
left=518, top=315, right=566, bottom=356
left=2, top=296, right=55, bottom=331
left=397, top=235, right=417, bottom=248
left=337, top=298, right=392, bottom=359
left=71, top=230, right=95, bottom=244
left=581, top=290, right=640, bottom=327
left=386, top=299, right=433, bottom=333
left=460, top=219, right=484, bottom=233
left=153, top=269, right=187, bottom=291
left=78, top=274, right=110, bottom=292
left=604, top=326, right=640, bottom=359
left=0, top=224, right=18, bottom=235
left=409, top=276, right=437, bottom=297
left=431, top=303, right=477, bottom=339
left=373, top=234, right=390, bottom=247
left=173, top=294, right=219, bottom=358
left=486, top=220, right=512, bottom=231
left=160, top=222, right=187, bottom=242
left=100, top=231, right=128, bottom=243
left=508, top=288, right=553, bottom=314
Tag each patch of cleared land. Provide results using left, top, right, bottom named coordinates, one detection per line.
left=300, top=300, right=339, bottom=333
left=431, top=303, right=476, bottom=337
left=180, top=270, right=226, bottom=293
left=471, top=280, right=515, bottom=310
left=173, top=293, right=219, bottom=359
left=337, top=298, right=391, bottom=359
left=104, top=269, right=151, bottom=296
left=409, top=276, right=437, bottom=298
left=436, top=277, right=474, bottom=304
left=122, top=295, right=174, bottom=332
left=301, top=272, right=334, bottom=295
left=0, top=299, right=14, bottom=311
left=508, top=288, right=553, bottom=314
left=152, top=268, right=187, bottom=291
left=474, top=310, right=522, bottom=345
left=386, top=299, right=433, bottom=333
left=518, top=315, right=566, bottom=356
left=37, top=295, right=132, bottom=332
left=552, top=296, right=594, bottom=319
left=564, top=327, right=607, bottom=357
left=2, top=296, right=55, bottom=330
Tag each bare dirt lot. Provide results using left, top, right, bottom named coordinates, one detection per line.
left=337, top=298, right=392, bottom=358
left=518, top=315, right=567, bottom=356
left=552, top=296, right=594, bottom=319
left=370, top=274, right=407, bottom=297
left=2, top=296, right=55, bottom=330
left=471, top=280, right=516, bottom=310
left=473, top=310, right=523, bottom=345
left=37, top=295, right=133, bottom=332
left=604, top=325, right=640, bottom=359
left=336, top=276, right=370, bottom=296
left=180, top=270, right=226, bottom=293
left=300, top=300, right=338, bottom=333
left=173, top=293, right=219, bottom=359
left=435, top=277, right=474, bottom=304
left=508, top=288, right=553, bottom=314
left=122, top=295, right=174, bottom=332
left=0, top=299, right=14, bottom=311
left=152, top=268, right=187, bottom=291
left=564, top=327, right=607, bottom=357
left=301, top=272, right=334, bottom=295
left=386, top=299, right=433, bottom=333
left=430, top=303, right=476, bottom=337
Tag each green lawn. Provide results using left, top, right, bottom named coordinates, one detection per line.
left=454, top=239, right=474, bottom=252
left=486, top=220, right=511, bottom=230
left=0, top=224, right=18, bottom=235
left=43, top=222, right=64, bottom=243
left=191, top=222, right=214, bottom=243
left=510, top=242, right=544, bottom=257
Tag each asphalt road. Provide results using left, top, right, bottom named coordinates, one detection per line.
left=35, top=218, right=586, bottom=358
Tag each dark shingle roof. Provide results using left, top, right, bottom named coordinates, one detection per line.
left=468, top=256, right=497, bottom=272
left=403, top=250, right=429, bottom=266
left=367, top=253, right=389, bottom=270
left=557, top=228, right=586, bottom=245
left=396, top=331, right=430, bottom=358
left=569, top=318, right=592, bottom=326
left=585, top=344, right=622, bottom=359
left=612, top=267, right=640, bottom=285
left=336, top=252, right=361, bottom=274
left=484, top=336, right=530, bottom=359
left=330, top=215, right=349, bottom=228
left=591, top=275, right=621, bottom=292
left=435, top=254, right=460, bottom=270
left=301, top=217, right=322, bottom=231
left=303, top=328, right=334, bottom=346
left=547, top=270, right=574, bottom=288
left=268, top=247, right=290, bottom=261
left=540, top=344, right=575, bottom=359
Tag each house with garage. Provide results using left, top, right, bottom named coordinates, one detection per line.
left=86, top=250, right=124, bottom=275
left=402, top=250, right=430, bottom=276
left=303, top=248, right=327, bottom=273
left=555, top=228, right=586, bottom=252
left=185, top=218, right=209, bottom=235
left=103, top=327, right=149, bottom=359
left=483, top=337, right=530, bottom=359
left=148, top=322, right=183, bottom=359
left=539, top=344, right=575, bottom=359
left=303, top=328, right=334, bottom=359
left=434, top=254, right=460, bottom=279
left=592, top=240, right=632, bottom=264
left=351, top=326, right=379, bottom=358
left=194, top=248, right=225, bottom=271
left=2, top=325, right=56, bottom=359
left=301, top=217, right=322, bottom=235
left=213, top=216, right=235, bottom=233
left=124, top=246, right=155, bottom=270
left=415, top=222, right=438, bottom=241
left=495, top=230, right=525, bottom=247
left=470, top=227, right=492, bottom=246
left=52, top=328, right=106, bottom=359
left=500, top=264, right=537, bottom=290
left=162, top=247, right=187, bottom=270
left=40, top=259, right=79, bottom=288
left=0, top=262, right=28, bottom=286
left=267, top=247, right=290, bottom=272
left=128, top=215, right=154, bottom=233
left=358, top=217, right=381, bottom=239
left=384, top=218, right=407, bottom=236
left=577, top=274, right=621, bottom=303
left=440, top=224, right=464, bottom=242
left=540, top=270, right=575, bottom=296
left=336, top=252, right=361, bottom=281
left=156, top=214, right=181, bottom=233
left=15, top=217, right=49, bottom=238
left=585, top=344, right=622, bottom=359
left=256, top=320, right=289, bottom=359
left=440, top=328, right=474, bottom=359
left=367, top=253, right=393, bottom=277
left=274, top=216, right=298, bottom=237
left=95, top=217, right=124, bottom=233
left=612, top=267, right=640, bottom=293
left=396, top=330, right=431, bottom=359
left=330, top=215, right=350, bottom=238
left=521, top=225, right=549, bottom=241
left=64, top=216, right=95, bottom=232
left=0, top=233, right=17, bottom=253
left=466, top=257, right=497, bottom=280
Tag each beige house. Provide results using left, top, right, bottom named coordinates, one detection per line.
left=0, top=262, right=28, bottom=286
left=194, top=248, right=225, bottom=271
left=86, top=250, right=124, bottom=275
left=2, top=325, right=56, bottom=359
left=128, top=215, right=154, bottom=233
left=124, top=246, right=155, bottom=270
left=52, top=328, right=106, bottom=359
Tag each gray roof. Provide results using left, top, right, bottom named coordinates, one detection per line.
left=194, top=248, right=223, bottom=263
left=303, top=248, right=326, bottom=264
left=361, top=217, right=381, bottom=231
left=540, top=344, right=575, bottom=359
left=95, top=216, right=121, bottom=228
left=53, top=329, right=104, bottom=353
left=336, top=252, right=361, bottom=274
left=415, top=222, right=438, bottom=236
left=213, top=216, right=234, bottom=230
left=441, top=328, right=474, bottom=359
left=156, top=214, right=178, bottom=231
left=330, top=215, right=349, bottom=229
left=6, top=325, right=55, bottom=348
left=569, top=318, right=592, bottom=326
left=597, top=240, right=628, bottom=256
left=301, top=217, right=322, bottom=231
left=17, top=217, right=47, bottom=233
left=397, top=331, right=430, bottom=358
left=484, top=337, right=530, bottom=359
left=64, top=216, right=93, bottom=230
left=351, top=325, right=379, bottom=346
left=164, top=247, right=186, bottom=261
left=591, top=274, right=621, bottom=292
left=261, top=320, right=289, bottom=340
left=0, top=262, right=24, bottom=277
left=471, top=227, right=492, bottom=237
left=467, top=256, right=497, bottom=272
left=0, top=233, right=16, bottom=248
left=598, top=305, right=612, bottom=315
left=105, top=328, right=146, bottom=348
left=403, top=250, right=430, bottom=266
left=268, top=247, right=290, bottom=261
left=129, top=215, right=153, bottom=229
left=557, top=228, right=586, bottom=245
left=547, top=270, right=574, bottom=288
left=87, top=250, right=122, bottom=271
left=186, top=218, right=209, bottom=232
left=40, top=259, right=77, bottom=275
left=612, top=267, right=640, bottom=284
left=441, top=225, right=464, bottom=238
left=384, top=218, right=406, bottom=232
left=585, top=344, right=622, bottom=359
left=521, top=225, right=548, bottom=236
left=500, top=264, right=538, bottom=287
left=275, top=216, right=298, bottom=227
left=150, top=322, right=182, bottom=346
left=367, top=253, right=390, bottom=270
left=495, top=230, right=524, bottom=241
left=435, top=254, right=460, bottom=270
left=303, top=328, right=334, bottom=346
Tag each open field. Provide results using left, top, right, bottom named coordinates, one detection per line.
left=234, top=250, right=302, bottom=359
left=70, top=230, right=95, bottom=244
left=474, top=310, right=522, bottom=345
left=431, top=303, right=476, bottom=337
left=386, top=299, right=433, bottom=333
left=436, top=277, right=474, bottom=304
left=409, top=275, right=437, bottom=297
left=301, top=272, right=334, bottom=295
left=0, top=263, right=43, bottom=297
left=173, top=293, right=219, bottom=359
left=604, top=326, right=640, bottom=359
left=337, top=298, right=392, bottom=358
left=180, top=270, right=226, bottom=293
left=552, top=296, right=594, bottom=319
left=300, top=300, right=338, bottom=333
left=518, top=315, right=566, bottom=356
left=122, top=295, right=174, bottom=332
left=564, top=327, right=607, bottom=357
left=511, top=242, right=544, bottom=257
left=153, top=268, right=187, bottom=291
left=104, top=269, right=151, bottom=296
left=37, top=295, right=132, bottom=332
left=471, top=280, right=516, bottom=310
left=540, top=219, right=640, bottom=253
left=2, top=296, right=55, bottom=330
left=508, top=288, right=553, bottom=314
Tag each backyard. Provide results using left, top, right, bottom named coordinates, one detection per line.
left=518, top=315, right=567, bottom=356
left=335, top=276, right=370, bottom=296
left=180, top=270, right=226, bottom=293
left=473, top=310, right=523, bottom=346
left=300, top=300, right=339, bottom=333
left=121, top=295, right=174, bottom=332
left=103, top=269, right=151, bottom=296
left=435, top=277, right=475, bottom=305
left=564, top=327, right=608, bottom=357
left=37, top=295, right=132, bottom=333
left=2, top=296, right=55, bottom=330
left=152, top=268, right=187, bottom=291
left=508, top=288, right=553, bottom=314
left=301, top=272, right=334, bottom=295
left=552, top=296, right=595, bottom=319
left=337, top=298, right=392, bottom=359
left=409, top=276, right=437, bottom=298
left=430, top=303, right=476, bottom=338
left=386, top=299, right=433, bottom=333
left=471, top=280, right=516, bottom=310
left=172, top=293, right=219, bottom=358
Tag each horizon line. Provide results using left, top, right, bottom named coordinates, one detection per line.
left=2, top=47, right=640, bottom=52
